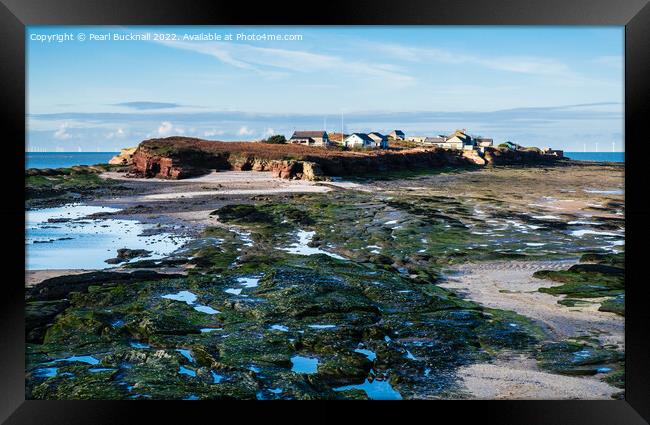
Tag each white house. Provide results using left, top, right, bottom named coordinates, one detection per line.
left=422, top=136, right=447, bottom=146
left=476, top=138, right=493, bottom=147
left=368, top=132, right=389, bottom=149
left=344, top=133, right=376, bottom=149
left=288, top=131, right=330, bottom=147
left=408, top=136, right=428, bottom=143
left=442, top=130, right=475, bottom=150
left=388, top=130, right=405, bottom=141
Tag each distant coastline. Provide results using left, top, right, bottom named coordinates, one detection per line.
left=564, top=152, right=624, bottom=163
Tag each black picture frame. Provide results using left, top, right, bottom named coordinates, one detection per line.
left=2, top=0, right=648, bottom=423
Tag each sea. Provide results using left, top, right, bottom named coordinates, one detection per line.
left=564, top=152, right=624, bottom=163
left=25, top=151, right=625, bottom=169
left=25, top=152, right=118, bottom=169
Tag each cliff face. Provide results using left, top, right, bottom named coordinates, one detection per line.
left=129, top=137, right=560, bottom=181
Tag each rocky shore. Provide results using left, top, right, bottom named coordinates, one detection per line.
left=125, top=137, right=563, bottom=181
left=25, top=159, right=624, bottom=400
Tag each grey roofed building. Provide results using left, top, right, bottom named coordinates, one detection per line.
left=388, top=130, right=405, bottom=140
left=424, top=137, right=446, bottom=144
left=368, top=132, right=387, bottom=141
left=348, top=133, right=375, bottom=143
left=290, top=131, right=328, bottom=139
left=344, top=132, right=377, bottom=148
left=288, top=130, right=330, bottom=147
left=447, top=130, right=473, bottom=144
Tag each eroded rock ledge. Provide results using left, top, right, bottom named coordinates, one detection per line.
left=129, top=137, right=561, bottom=181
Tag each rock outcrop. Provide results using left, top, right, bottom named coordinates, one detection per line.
left=127, top=137, right=561, bottom=181
left=109, top=147, right=137, bottom=165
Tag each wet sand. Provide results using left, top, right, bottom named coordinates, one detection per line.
left=441, top=260, right=624, bottom=400
left=25, top=269, right=95, bottom=288
left=456, top=353, right=619, bottom=399
left=441, top=261, right=624, bottom=348
left=101, top=170, right=332, bottom=199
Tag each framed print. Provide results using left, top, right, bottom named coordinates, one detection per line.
left=1, top=0, right=649, bottom=423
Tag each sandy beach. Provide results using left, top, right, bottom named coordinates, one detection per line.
left=25, top=269, right=96, bottom=288
left=441, top=260, right=624, bottom=348
left=456, top=353, right=620, bottom=399
left=440, top=260, right=624, bottom=399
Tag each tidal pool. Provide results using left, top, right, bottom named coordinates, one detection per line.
left=176, top=349, right=194, bottom=363
left=237, top=276, right=260, bottom=288
left=51, top=355, right=100, bottom=365
left=334, top=377, right=402, bottom=400
left=33, top=367, right=58, bottom=378
left=161, top=291, right=220, bottom=314
left=161, top=290, right=197, bottom=304
left=584, top=188, right=624, bottom=195
left=282, top=230, right=346, bottom=260
left=354, top=348, right=377, bottom=361
left=193, top=305, right=220, bottom=314
left=270, top=324, right=289, bottom=332
left=26, top=204, right=190, bottom=270
left=211, top=371, right=224, bottom=383
left=178, top=366, right=196, bottom=377
left=290, top=356, right=319, bottom=374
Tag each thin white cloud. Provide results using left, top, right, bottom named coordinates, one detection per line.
left=155, top=39, right=414, bottom=86
left=237, top=125, right=254, bottom=136
left=53, top=123, right=71, bottom=140
left=368, top=42, right=577, bottom=78
left=106, top=127, right=126, bottom=139
left=203, top=129, right=225, bottom=137
left=157, top=121, right=174, bottom=136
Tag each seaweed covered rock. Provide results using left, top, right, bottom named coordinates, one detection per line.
left=28, top=270, right=184, bottom=302
left=534, top=257, right=624, bottom=316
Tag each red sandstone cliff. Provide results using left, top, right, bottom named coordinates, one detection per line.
left=128, top=137, right=560, bottom=181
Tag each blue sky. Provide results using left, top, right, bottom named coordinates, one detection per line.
left=27, top=26, right=624, bottom=152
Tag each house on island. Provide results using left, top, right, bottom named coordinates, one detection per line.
left=344, top=133, right=376, bottom=149
left=288, top=131, right=331, bottom=147
left=404, top=130, right=496, bottom=153
left=444, top=130, right=476, bottom=150
left=368, top=132, right=389, bottom=149
left=423, top=136, right=447, bottom=146
left=542, top=147, right=564, bottom=157
left=408, top=136, right=428, bottom=143
left=476, top=138, right=493, bottom=147
left=388, top=130, right=405, bottom=141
